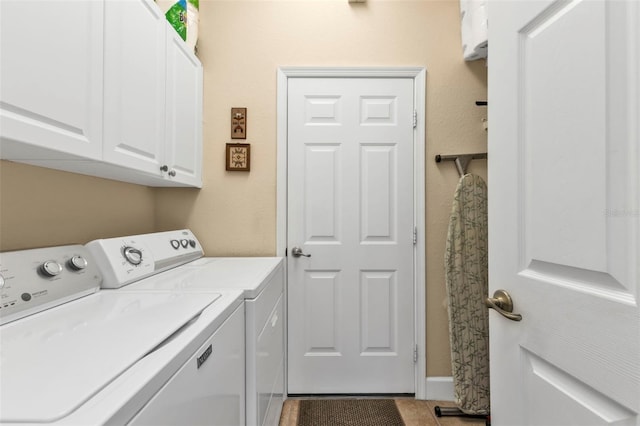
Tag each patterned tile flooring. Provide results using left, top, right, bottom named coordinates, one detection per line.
left=279, top=398, right=487, bottom=426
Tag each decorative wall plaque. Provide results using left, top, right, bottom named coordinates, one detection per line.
left=226, top=143, right=250, bottom=171
left=231, top=107, right=247, bottom=139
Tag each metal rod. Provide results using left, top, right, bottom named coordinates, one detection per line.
left=435, top=152, right=487, bottom=162
left=435, top=152, right=487, bottom=177
left=434, top=406, right=488, bottom=419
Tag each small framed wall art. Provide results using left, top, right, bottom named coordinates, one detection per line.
left=226, top=143, right=250, bottom=171
left=231, top=107, right=247, bottom=139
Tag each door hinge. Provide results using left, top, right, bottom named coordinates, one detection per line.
left=413, top=227, right=418, bottom=245
left=413, top=110, right=417, bottom=128
left=413, top=345, right=418, bottom=363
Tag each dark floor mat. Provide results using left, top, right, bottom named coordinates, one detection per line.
left=297, top=399, right=405, bottom=426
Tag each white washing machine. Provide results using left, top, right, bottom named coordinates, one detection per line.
left=87, top=229, right=285, bottom=426
left=0, top=244, right=244, bottom=425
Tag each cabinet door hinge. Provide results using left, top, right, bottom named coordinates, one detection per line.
left=413, top=227, right=418, bottom=245
left=413, top=110, right=418, bottom=128
left=413, top=345, right=418, bottom=363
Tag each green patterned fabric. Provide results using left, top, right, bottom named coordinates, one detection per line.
left=444, top=173, right=490, bottom=415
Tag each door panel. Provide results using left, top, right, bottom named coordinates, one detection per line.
left=103, top=0, right=166, bottom=173
left=488, top=0, right=639, bottom=424
left=360, top=270, right=397, bottom=353
left=165, top=29, right=203, bottom=186
left=304, top=270, right=340, bottom=354
left=361, top=145, right=397, bottom=242
left=521, top=350, right=636, bottom=425
left=287, top=78, right=415, bottom=393
left=0, top=0, right=103, bottom=160
left=305, top=144, right=341, bottom=242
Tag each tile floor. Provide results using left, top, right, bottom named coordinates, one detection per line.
left=279, top=398, right=487, bottom=426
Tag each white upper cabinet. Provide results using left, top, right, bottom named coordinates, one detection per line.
left=0, top=0, right=203, bottom=188
left=164, top=29, right=203, bottom=187
left=0, top=0, right=104, bottom=160
left=103, top=0, right=166, bottom=176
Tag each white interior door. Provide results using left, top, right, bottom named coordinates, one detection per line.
left=488, top=0, right=639, bottom=424
left=287, top=77, right=416, bottom=394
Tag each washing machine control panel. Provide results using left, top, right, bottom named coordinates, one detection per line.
left=86, top=229, right=203, bottom=289
left=0, top=245, right=102, bottom=325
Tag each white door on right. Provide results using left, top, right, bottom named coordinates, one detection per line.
left=488, top=0, right=639, bottom=425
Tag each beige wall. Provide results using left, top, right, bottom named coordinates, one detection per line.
left=0, top=161, right=156, bottom=251
left=0, top=0, right=487, bottom=378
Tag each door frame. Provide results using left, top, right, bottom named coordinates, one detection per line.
left=276, top=66, right=427, bottom=399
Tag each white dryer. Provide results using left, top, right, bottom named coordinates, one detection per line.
left=87, top=229, right=285, bottom=426
left=0, top=244, right=244, bottom=425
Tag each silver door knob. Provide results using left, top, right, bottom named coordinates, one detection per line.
left=291, top=247, right=311, bottom=258
left=486, top=289, right=522, bottom=321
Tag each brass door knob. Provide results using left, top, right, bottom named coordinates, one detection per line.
left=486, top=289, right=522, bottom=321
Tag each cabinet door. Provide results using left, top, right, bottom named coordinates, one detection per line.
left=164, top=27, right=203, bottom=187
left=0, top=0, right=103, bottom=160
left=103, top=0, right=166, bottom=175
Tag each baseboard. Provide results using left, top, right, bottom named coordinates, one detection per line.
left=424, top=376, right=454, bottom=401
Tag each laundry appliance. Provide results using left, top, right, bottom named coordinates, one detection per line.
left=0, top=243, right=244, bottom=425
left=87, top=229, right=285, bottom=426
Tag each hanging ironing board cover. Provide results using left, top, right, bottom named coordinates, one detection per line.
left=445, top=173, right=490, bottom=415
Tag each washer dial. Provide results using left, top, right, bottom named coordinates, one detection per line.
left=40, top=260, right=63, bottom=277
left=122, top=247, right=143, bottom=266
left=68, top=255, right=88, bottom=271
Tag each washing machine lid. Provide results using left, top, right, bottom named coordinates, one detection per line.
left=124, top=257, right=282, bottom=299
left=0, top=291, right=221, bottom=423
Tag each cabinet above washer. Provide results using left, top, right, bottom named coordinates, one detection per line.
left=0, top=0, right=203, bottom=188
left=0, top=0, right=104, bottom=161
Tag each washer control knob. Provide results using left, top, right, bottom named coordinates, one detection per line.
left=41, top=260, right=63, bottom=277
left=170, top=240, right=180, bottom=250
left=68, top=255, right=88, bottom=271
left=180, top=239, right=188, bottom=248
left=123, top=246, right=143, bottom=266
left=0, top=274, right=5, bottom=289
left=189, top=239, right=196, bottom=248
